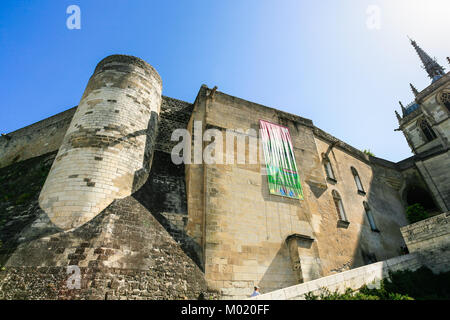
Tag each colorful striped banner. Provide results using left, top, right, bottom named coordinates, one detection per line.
left=259, top=120, right=304, bottom=200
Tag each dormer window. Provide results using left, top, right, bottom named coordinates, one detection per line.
left=418, top=118, right=437, bottom=142
left=351, top=167, right=365, bottom=195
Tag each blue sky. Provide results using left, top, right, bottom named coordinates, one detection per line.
left=1, top=0, right=449, bottom=162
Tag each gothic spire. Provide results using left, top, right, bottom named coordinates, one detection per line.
left=395, top=110, right=402, bottom=122
left=399, top=101, right=406, bottom=116
left=410, top=83, right=419, bottom=96
left=410, top=38, right=445, bottom=80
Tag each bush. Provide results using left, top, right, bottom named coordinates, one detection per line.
left=362, top=149, right=375, bottom=157
left=406, top=203, right=428, bottom=223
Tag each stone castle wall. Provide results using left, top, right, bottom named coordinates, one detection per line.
left=250, top=253, right=422, bottom=300
left=0, top=107, right=77, bottom=169
left=184, top=88, right=410, bottom=299
left=0, top=96, right=193, bottom=170
left=1, top=54, right=447, bottom=300
left=0, top=194, right=210, bottom=300
left=0, top=150, right=210, bottom=300
left=0, top=55, right=204, bottom=300
left=252, top=212, right=450, bottom=300
left=313, top=137, right=408, bottom=271
left=400, top=211, right=450, bottom=273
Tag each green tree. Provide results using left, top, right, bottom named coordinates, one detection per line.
left=406, top=203, right=428, bottom=223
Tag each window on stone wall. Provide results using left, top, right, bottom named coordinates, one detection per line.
left=351, top=167, right=365, bottom=194
left=440, top=92, right=450, bottom=111
left=364, top=201, right=379, bottom=232
left=332, top=190, right=348, bottom=223
left=418, top=119, right=437, bottom=143
left=323, top=156, right=336, bottom=182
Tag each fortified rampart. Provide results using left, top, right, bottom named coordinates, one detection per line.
left=0, top=53, right=447, bottom=300
left=400, top=211, right=450, bottom=273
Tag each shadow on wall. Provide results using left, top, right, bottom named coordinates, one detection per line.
left=403, top=185, right=439, bottom=213
left=257, top=244, right=298, bottom=295
left=131, top=113, right=203, bottom=270
left=0, top=152, right=66, bottom=266
left=254, top=152, right=414, bottom=289
left=0, top=113, right=203, bottom=272
left=132, top=151, right=204, bottom=270
left=131, top=111, right=159, bottom=193
left=348, top=164, right=411, bottom=270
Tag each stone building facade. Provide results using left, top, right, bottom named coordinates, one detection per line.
left=0, top=41, right=449, bottom=299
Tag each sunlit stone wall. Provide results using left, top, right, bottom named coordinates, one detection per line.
left=39, top=55, right=162, bottom=230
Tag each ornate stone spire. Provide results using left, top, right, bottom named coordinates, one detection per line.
left=410, top=38, right=445, bottom=80
left=399, top=101, right=406, bottom=116
left=410, top=83, right=419, bottom=96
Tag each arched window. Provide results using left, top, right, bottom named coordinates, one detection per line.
left=332, top=190, right=347, bottom=222
left=351, top=167, right=365, bottom=194
left=363, top=202, right=379, bottom=232
left=440, top=92, right=450, bottom=111
left=418, top=119, right=437, bottom=142
left=323, top=155, right=336, bottom=181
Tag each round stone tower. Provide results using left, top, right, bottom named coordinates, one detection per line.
left=39, top=55, right=162, bottom=230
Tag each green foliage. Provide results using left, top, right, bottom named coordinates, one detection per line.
left=305, top=267, right=450, bottom=300
left=362, top=149, right=375, bottom=157
left=406, top=203, right=429, bottom=223
left=305, top=285, right=410, bottom=300
left=382, top=267, right=450, bottom=300
left=15, top=193, right=32, bottom=205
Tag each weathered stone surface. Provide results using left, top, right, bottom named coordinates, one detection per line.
left=250, top=253, right=422, bottom=300
left=0, top=195, right=211, bottom=300
left=401, top=212, right=450, bottom=274
left=185, top=87, right=410, bottom=298
left=39, top=54, right=163, bottom=230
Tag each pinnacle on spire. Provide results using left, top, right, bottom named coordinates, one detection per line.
left=399, top=101, right=406, bottom=116
left=447, top=57, right=450, bottom=65
left=395, top=110, right=402, bottom=122
left=410, top=83, right=419, bottom=96
left=410, top=38, right=445, bottom=80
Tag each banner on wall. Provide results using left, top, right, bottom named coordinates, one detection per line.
left=259, top=120, right=304, bottom=200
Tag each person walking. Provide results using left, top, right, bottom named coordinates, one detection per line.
left=250, top=286, right=260, bottom=297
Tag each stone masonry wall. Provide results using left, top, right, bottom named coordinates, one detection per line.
left=400, top=212, right=450, bottom=273
left=314, top=137, right=408, bottom=272
left=39, top=55, right=163, bottom=230
left=0, top=96, right=193, bottom=170
left=0, top=193, right=210, bottom=300
left=185, top=87, right=410, bottom=299
left=0, top=107, right=76, bottom=169
left=253, top=212, right=450, bottom=300
left=250, top=253, right=422, bottom=300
